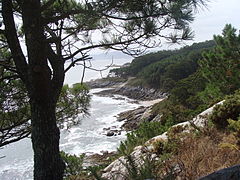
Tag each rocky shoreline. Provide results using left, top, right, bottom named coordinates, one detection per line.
left=86, top=77, right=166, bottom=137
left=83, top=102, right=163, bottom=167
left=117, top=105, right=162, bottom=131
left=84, top=78, right=165, bottom=167
left=98, top=99, right=163, bottom=138
left=86, top=77, right=167, bottom=101
left=86, top=78, right=126, bottom=89
left=96, top=85, right=166, bottom=101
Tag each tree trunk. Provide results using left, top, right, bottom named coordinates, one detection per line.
left=31, top=99, right=65, bottom=180
left=19, top=1, right=65, bottom=178
left=3, top=0, right=66, bottom=179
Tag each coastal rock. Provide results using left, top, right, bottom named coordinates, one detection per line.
left=84, top=151, right=117, bottom=167
left=102, top=102, right=224, bottom=179
left=118, top=105, right=162, bottom=131
left=118, top=106, right=149, bottom=130
left=103, top=127, right=111, bottom=131
left=140, top=107, right=155, bottom=122
left=145, top=132, right=168, bottom=146
left=113, top=86, right=165, bottom=101
left=106, top=131, right=115, bottom=136
left=96, top=85, right=166, bottom=101
left=86, top=78, right=126, bottom=89
left=103, top=125, right=123, bottom=136
left=191, top=100, right=224, bottom=127
left=117, top=106, right=147, bottom=122
left=151, top=114, right=162, bottom=122
left=102, top=146, right=156, bottom=180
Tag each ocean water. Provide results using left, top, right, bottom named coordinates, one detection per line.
left=0, top=88, right=139, bottom=180
left=65, top=54, right=132, bottom=85
left=0, top=54, right=135, bottom=179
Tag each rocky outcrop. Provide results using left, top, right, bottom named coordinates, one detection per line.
left=117, top=105, right=162, bottom=131
left=199, top=164, right=240, bottom=180
left=117, top=106, right=148, bottom=130
left=86, top=78, right=126, bottom=89
left=102, top=146, right=156, bottom=180
left=102, top=102, right=223, bottom=179
left=97, top=85, right=166, bottom=101
left=86, top=77, right=166, bottom=101
left=84, top=151, right=117, bottom=167
left=103, top=126, right=122, bottom=136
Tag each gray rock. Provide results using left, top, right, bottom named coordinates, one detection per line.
left=199, top=164, right=240, bottom=180
left=151, top=114, right=162, bottom=122
left=102, top=146, right=156, bottom=180
left=140, top=107, right=155, bottom=122
left=117, top=106, right=148, bottom=130
left=106, top=131, right=115, bottom=136
left=96, top=85, right=166, bottom=101
left=86, top=78, right=125, bottom=89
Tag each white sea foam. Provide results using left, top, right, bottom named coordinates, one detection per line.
left=0, top=90, right=140, bottom=179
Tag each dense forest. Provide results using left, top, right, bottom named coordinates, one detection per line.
left=110, top=40, right=215, bottom=91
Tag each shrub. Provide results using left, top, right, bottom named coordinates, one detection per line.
left=165, top=129, right=240, bottom=179
left=210, top=90, right=240, bottom=129
left=60, top=151, right=86, bottom=179
left=122, top=153, right=161, bottom=180
left=118, top=122, right=172, bottom=155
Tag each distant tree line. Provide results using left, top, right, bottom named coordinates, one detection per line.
left=111, top=40, right=215, bottom=91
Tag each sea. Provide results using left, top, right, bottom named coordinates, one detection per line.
left=0, top=55, right=139, bottom=179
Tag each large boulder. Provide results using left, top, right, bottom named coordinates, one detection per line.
left=102, top=146, right=156, bottom=180
left=199, top=164, right=240, bottom=180
left=140, top=107, right=155, bottom=122
left=118, top=106, right=148, bottom=130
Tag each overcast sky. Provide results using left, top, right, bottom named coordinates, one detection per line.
left=92, top=0, right=240, bottom=57
left=191, top=0, right=240, bottom=42
left=66, top=0, right=240, bottom=84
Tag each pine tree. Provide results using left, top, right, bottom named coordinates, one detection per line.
left=199, top=24, right=240, bottom=95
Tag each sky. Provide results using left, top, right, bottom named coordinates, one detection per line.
left=65, top=0, right=240, bottom=84
left=191, top=0, right=240, bottom=43
left=91, top=0, right=240, bottom=57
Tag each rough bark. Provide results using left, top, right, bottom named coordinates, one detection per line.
left=21, top=1, right=65, bottom=179
left=31, top=100, right=65, bottom=180
left=3, top=0, right=65, bottom=179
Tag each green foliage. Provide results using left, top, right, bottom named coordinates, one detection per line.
left=88, top=166, right=105, bottom=180
left=228, top=118, right=240, bottom=146
left=210, top=90, right=240, bottom=129
left=57, top=83, right=91, bottom=128
left=60, top=151, right=86, bottom=179
left=228, top=118, right=240, bottom=132
left=118, top=122, right=172, bottom=155
left=0, top=66, right=91, bottom=146
left=120, top=153, right=160, bottom=180
left=199, top=24, right=240, bottom=95
left=117, top=138, right=181, bottom=180
left=152, top=98, right=194, bottom=128
left=196, top=83, right=223, bottom=106
left=151, top=25, right=240, bottom=130
left=111, top=40, right=215, bottom=91
left=0, top=51, right=31, bottom=146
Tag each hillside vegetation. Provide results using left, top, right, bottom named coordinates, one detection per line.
left=105, top=24, right=240, bottom=179
left=63, top=24, right=240, bottom=179
left=110, top=40, right=215, bottom=91
left=111, top=24, right=240, bottom=127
